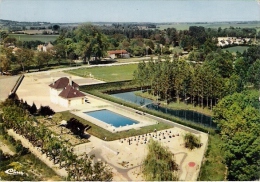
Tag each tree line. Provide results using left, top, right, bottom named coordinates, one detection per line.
left=133, top=45, right=260, bottom=109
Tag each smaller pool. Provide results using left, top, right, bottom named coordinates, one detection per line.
left=83, top=109, right=138, bottom=127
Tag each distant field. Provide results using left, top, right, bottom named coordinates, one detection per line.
left=65, top=63, right=138, bottom=82
left=9, top=34, right=58, bottom=42
left=158, top=22, right=260, bottom=30
left=223, top=46, right=249, bottom=53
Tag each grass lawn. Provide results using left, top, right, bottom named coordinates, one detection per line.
left=65, top=63, right=138, bottom=82
left=198, top=134, right=226, bottom=181
left=9, top=34, right=58, bottom=42
left=223, top=46, right=249, bottom=53
left=59, top=111, right=172, bottom=141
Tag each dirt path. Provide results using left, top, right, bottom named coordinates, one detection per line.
left=7, top=129, right=67, bottom=177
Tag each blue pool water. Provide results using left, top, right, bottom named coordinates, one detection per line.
left=84, top=109, right=138, bottom=127
left=111, top=91, right=216, bottom=128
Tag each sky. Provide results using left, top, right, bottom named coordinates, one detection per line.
left=0, top=0, right=259, bottom=23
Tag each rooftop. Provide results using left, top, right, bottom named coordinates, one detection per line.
left=49, top=77, right=79, bottom=89
left=58, top=84, right=86, bottom=99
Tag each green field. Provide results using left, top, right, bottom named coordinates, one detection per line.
left=9, top=34, right=58, bottom=42
left=223, top=46, right=249, bottom=53
left=158, top=22, right=260, bottom=30
left=65, top=63, right=138, bottom=82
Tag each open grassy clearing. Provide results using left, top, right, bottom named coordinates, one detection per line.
left=9, top=34, right=58, bottom=42
left=59, top=111, right=172, bottom=141
left=223, top=46, right=249, bottom=53
left=65, top=63, right=138, bottom=82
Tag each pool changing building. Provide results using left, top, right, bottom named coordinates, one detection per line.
left=49, top=77, right=86, bottom=107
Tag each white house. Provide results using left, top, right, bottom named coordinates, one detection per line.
left=49, top=77, right=86, bottom=107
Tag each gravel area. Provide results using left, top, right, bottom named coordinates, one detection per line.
left=0, top=75, right=20, bottom=101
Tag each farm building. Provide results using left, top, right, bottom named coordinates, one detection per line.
left=107, top=50, right=130, bottom=59
left=37, top=42, right=53, bottom=52
left=49, top=77, right=86, bottom=107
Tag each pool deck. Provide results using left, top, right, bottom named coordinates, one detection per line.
left=71, top=105, right=157, bottom=133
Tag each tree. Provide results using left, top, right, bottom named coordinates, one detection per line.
left=133, top=60, right=147, bottom=91
left=0, top=31, right=8, bottom=41
left=35, top=51, right=52, bottom=70
left=142, top=139, right=178, bottom=181
left=213, top=90, right=260, bottom=181
left=66, top=118, right=88, bottom=137
left=38, top=106, right=55, bottom=116
left=75, top=24, right=109, bottom=64
left=29, top=102, right=37, bottom=115
left=183, top=133, right=201, bottom=150
left=51, top=44, right=66, bottom=65
left=52, top=24, right=60, bottom=31
left=247, top=59, right=260, bottom=89
left=15, top=48, right=34, bottom=72
left=0, top=55, right=10, bottom=74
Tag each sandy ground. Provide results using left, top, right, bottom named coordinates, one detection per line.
left=15, top=70, right=209, bottom=181
left=0, top=75, right=20, bottom=101
left=16, top=71, right=104, bottom=112
left=73, top=127, right=208, bottom=181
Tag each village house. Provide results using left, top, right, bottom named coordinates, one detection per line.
left=217, top=37, right=251, bottom=47
left=49, top=77, right=86, bottom=107
left=107, top=50, right=130, bottom=59
left=11, top=47, right=21, bottom=54
left=37, top=42, right=53, bottom=52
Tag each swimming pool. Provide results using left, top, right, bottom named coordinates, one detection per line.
left=83, top=109, right=139, bottom=127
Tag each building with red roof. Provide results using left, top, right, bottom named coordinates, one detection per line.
left=107, top=50, right=130, bottom=59
left=49, top=77, right=86, bottom=107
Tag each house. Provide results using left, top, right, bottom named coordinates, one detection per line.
left=217, top=37, right=251, bottom=47
left=107, top=50, right=130, bottom=59
left=49, top=77, right=86, bottom=107
left=37, top=42, right=54, bottom=52
left=12, top=47, right=21, bottom=54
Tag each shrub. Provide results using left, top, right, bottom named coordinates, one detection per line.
left=38, top=106, right=55, bottom=116
left=29, top=102, right=37, bottom=115
left=183, top=133, right=201, bottom=150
